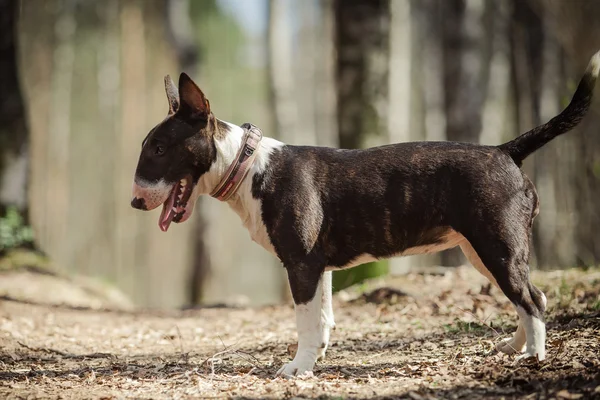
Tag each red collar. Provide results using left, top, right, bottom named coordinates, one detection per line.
left=210, top=123, right=262, bottom=201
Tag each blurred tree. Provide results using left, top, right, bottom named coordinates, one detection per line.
left=268, top=0, right=339, bottom=148
left=166, top=0, right=200, bottom=73
left=297, top=0, right=339, bottom=148
left=441, top=0, right=493, bottom=144
left=268, top=0, right=298, bottom=143
left=334, top=0, right=390, bottom=150
left=0, top=0, right=29, bottom=216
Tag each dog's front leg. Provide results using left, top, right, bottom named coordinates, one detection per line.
left=277, top=267, right=334, bottom=378
left=317, top=270, right=335, bottom=360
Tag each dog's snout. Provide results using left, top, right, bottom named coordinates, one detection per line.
left=131, top=197, right=148, bottom=210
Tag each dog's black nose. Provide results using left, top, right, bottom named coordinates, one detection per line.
left=131, top=197, right=147, bottom=210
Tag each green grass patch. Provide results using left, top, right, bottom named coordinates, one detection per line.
left=0, top=207, right=34, bottom=254
left=332, top=260, right=389, bottom=292
left=0, top=248, right=50, bottom=273
left=443, top=319, right=488, bottom=334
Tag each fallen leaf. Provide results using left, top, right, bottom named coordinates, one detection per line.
left=556, top=390, right=583, bottom=399
left=287, top=343, right=298, bottom=358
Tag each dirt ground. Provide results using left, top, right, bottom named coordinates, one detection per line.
left=0, top=264, right=598, bottom=400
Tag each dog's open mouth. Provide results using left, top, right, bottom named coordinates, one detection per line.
left=158, top=175, right=193, bottom=232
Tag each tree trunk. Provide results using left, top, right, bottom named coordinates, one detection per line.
left=166, top=0, right=199, bottom=74
left=0, top=0, right=28, bottom=215
left=441, top=0, right=491, bottom=143
left=268, top=0, right=299, bottom=144
left=314, top=0, right=339, bottom=148
left=334, top=0, right=390, bottom=150
left=480, top=0, right=512, bottom=146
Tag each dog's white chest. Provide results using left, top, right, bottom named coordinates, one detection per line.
left=246, top=216, right=277, bottom=257
left=228, top=193, right=278, bottom=258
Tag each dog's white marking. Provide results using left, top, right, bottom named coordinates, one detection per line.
left=326, top=230, right=465, bottom=271
left=515, top=306, right=546, bottom=361
left=277, top=272, right=335, bottom=377
left=133, top=177, right=169, bottom=189
left=496, top=322, right=526, bottom=355
left=131, top=178, right=173, bottom=210
left=318, top=270, right=335, bottom=360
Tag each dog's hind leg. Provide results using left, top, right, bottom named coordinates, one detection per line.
left=460, top=232, right=546, bottom=361
left=277, top=265, right=334, bottom=377
left=460, top=241, right=527, bottom=354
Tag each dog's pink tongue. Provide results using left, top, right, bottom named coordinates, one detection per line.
left=159, top=187, right=177, bottom=232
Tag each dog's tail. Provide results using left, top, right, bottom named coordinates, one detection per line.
left=499, top=50, right=600, bottom=166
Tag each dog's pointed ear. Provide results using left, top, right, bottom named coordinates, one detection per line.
left=164, top=75, right=179, bottom=114
left=178, top=72, right=210, bottom=121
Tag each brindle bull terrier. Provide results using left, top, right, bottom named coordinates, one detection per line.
left=131, top=51, right=599, bottom=377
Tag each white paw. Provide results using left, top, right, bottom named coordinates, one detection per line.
left=496, top=338, right=525, bottom=355
left=276, top=358, right=316, bottom=378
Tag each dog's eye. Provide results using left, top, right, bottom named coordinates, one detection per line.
left=155, top=145, right=165, bottom=156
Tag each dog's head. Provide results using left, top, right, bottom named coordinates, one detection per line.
left=131, top=73, right=218, bottom=232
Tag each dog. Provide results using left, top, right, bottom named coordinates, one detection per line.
left=131, top=51, right=599, bottom=377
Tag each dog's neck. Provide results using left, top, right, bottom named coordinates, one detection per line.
left=196, top=119, right=283, bottom=201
